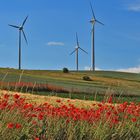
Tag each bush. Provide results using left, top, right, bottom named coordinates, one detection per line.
left=63, top=68, right=69, bottom=73
left=82, top=76, right=92, bottom=81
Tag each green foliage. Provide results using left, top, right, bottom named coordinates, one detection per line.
left=62, top=67, right=69, bottom=73
left=82, top=76, right=92, bottom=81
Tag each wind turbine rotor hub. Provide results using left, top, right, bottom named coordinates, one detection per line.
left=90, top=19, right=96, bottom=24
left=75, top=46, right=79, bottom=49
left=19, top=26, right=23, bottom=30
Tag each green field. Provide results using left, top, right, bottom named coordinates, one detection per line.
left=0, top=68, right=140, bottom=101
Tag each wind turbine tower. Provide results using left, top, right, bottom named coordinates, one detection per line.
left=89, top=2, right=104, bottom=71
left=70, top=33, right=88, bottom=71
left=9, top=16, right=28, bottom=70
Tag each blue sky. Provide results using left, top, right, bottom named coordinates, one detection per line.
left=0, top=0, right=140, bottom=72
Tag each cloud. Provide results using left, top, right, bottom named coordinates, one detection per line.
left=84, top=65, right=140, bottom=73
left=117, top=66, right=140, bottom=73
left=47, top=42, right=64, bottom=46
left=127, top=3, right=140, bottom=12
left=84, top=66, right=102, bottom=71
left=84, top=66, right=91, bottom=71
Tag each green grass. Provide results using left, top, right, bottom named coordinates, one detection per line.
left=0, top=68, right=140, bottom=100
left=32, top=91, right=140, bottom=103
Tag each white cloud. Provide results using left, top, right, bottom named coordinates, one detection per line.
left=117, top=66, right=140, bottom=73
left=84, top=66, right=91, bottom=71
left=84, top=66, right=102, bottom=71
left=84, top=65, right=140, bottom=73
left=127, top=3, right=140, bottom=12
left=47, top=42, right=64, bottom=46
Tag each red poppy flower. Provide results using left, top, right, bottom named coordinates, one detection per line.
left=16, top=123, right=22, bottom=129
left=108, top=96, right=113, bottom=104
left=14, top=94, right=20, bottom=99
left=4, top=94, right=10, bottom=99
left=56, top=99, right=61, bottom=103
left=131, top=118, right=137, bottom=122
left=7, top=123, right=14, bottom=129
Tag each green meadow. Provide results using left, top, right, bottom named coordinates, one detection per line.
left=0, top=68, right=140, bottom=102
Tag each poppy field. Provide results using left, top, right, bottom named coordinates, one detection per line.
left=0, top=92, right=140, bottom=140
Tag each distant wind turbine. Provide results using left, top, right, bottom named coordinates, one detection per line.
left=89, top=1, right=104, bottom=71
left=70, top=33, right=88, bottom=71
left=9, top=16, right=28, bottom=70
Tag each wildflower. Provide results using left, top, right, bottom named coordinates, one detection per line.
left=14, top=94, right=20, bottom=99
left=92, top=103, right=96, bottom=106
left=106, top=111, right=111, bottom=118
left=98, top=103, right=103, bottom=108
left=31, top=114, right=37, bottom=118
left=67, top=99, right=70, bottom=102
left=32, top=121, right=37, bottom=125
left=4, top=94, right=10, bottom=99
left=56, top=99, right=61, bottom=103
left=111, top=117, right=119, bottom=124
left=23, top=103, right=33, bottom=109
left=108, top=96, right=113, bottom=104
left=16, top=123, right=22, bottom=129
left=7, top=123, right=14, bottom=129
left=131, top=118, right=137, bottom=122
left=38, top=113, right=44, bottom=120
left=66, top=119, right=70, bottom=124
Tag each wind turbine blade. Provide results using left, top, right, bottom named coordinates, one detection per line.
left=79, top=47, right=88, bottom=54
left=95, top=20, right=104, bottom=25
left=70, top=49, right=76, bottom=55
left=76, top=32, right=79, bottom=47
left=89, top=1, right=96, bottom=19
left=8, top=24, right=19, bottom=28
left=22, top=30, right=28, bottom=44
left=22, top=16, right=28, bottom=27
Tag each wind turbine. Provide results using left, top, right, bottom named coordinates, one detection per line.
left=89, top=1, right=104, bottom=71
left=9, top=16, right=28, bottom=70
left=70, top=33, right=88, bottom=71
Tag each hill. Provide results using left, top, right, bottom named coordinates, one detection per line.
left=0, top=68, right=140, bottom=98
